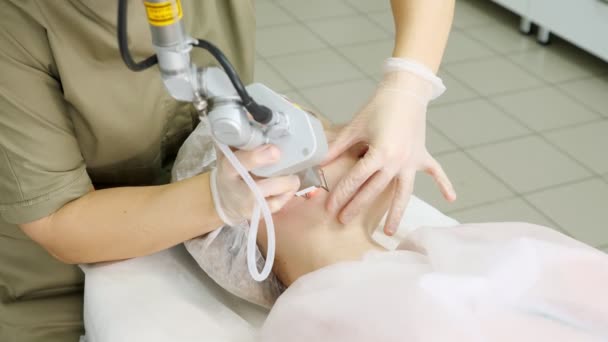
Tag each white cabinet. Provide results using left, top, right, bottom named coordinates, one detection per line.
left=491, top=0, right=533, bottom=34
left=529, top=0, right=608, bottom=61
left=489, top=0, right=608, bottom=62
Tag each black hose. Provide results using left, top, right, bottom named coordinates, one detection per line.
left=117, top=0, right=158, bottom=71
left=192, top=40, right=273, bottom=125
left=116, top=0, right=272, bottom=124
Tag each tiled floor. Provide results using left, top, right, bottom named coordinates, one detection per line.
left=253, top=0, right=608, bottom=251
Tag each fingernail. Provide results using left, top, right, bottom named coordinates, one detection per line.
left=384, top=223, right=396, bottom=235
left=290, top=175, right=301, bottom=189
left=449, top=190, right=457, bottom=202
left=260, top=145, right=279, bottom=161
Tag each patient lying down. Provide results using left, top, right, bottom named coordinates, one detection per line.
left=257, top=128, right=388, bottom=287
left=179, top=123, right=608, bottom=342
left=254, top=127, right=608, bottom=341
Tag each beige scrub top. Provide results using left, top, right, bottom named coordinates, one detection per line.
left=0, top=1, right=255, bottom=341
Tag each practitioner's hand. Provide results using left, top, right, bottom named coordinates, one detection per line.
left=211, top=144, right=301, bottom=226
left=324, top=58, right=456, bottom=235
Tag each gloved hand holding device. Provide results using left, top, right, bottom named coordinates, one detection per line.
left=210, top=144, right=300, bottom=227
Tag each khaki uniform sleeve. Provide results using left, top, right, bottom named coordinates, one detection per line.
left=0, top=2, right=92, bottom=224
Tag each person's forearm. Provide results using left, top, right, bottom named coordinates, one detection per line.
left=390, top=0, right=455, bottom=72
left=22, top=173, right=222, bottom=264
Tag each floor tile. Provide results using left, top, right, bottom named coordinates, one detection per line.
left=427, top=127, right=458, bottom=155
left=452, top=0, right=502, bottom=29
left=306, top=15, right=390, bottom=47
left=432, top=72, right=478, bottom=106
left=526, top=179, right=608, bottom=247
left=268, top=49, right=364, bottom=88
left=468, top=136, right=591, bottom=193
left=558, top=76, right=608, bottom=117
left=414, top=151, right=514, bottom=213
left=254, top=59, right=292, bottom=92
left=428, top=99, right=530, bottom=147
left=337, top=40, right=393, bottom=78
left=256, top=24, right=326, bottom=57
left=446, top=57, right=544, bottom=96
left=299, top=79, right=376, bottom=124
left=443, top=31, right=495, bottom=64
left=275, top=0, right=356, bottom=20
left=367, top=11, right=394, bottom=33
left=464, top=21, right=538, bottom=54
left=450, top=197, right=556, bottom=227
left=345, top=0, right=392, bottom=12
left=508, top=47, right=608, bottom=83
left=490, top=87, right=600, bottom=131
left=255, top=2, right=294, bottom=27
left=544, top=120, right=608, bottom=175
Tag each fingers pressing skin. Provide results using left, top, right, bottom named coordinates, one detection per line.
left=338, top=170, right=393, bottom=224
left=326, top=147, right=383, bottom=214
left=321, top=124, right=361, bottom=166
left=424, top=155, right=456, bottom=202
left=384, top=170, right=416, bottom=236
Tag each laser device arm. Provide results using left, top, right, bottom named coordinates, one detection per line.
left=117, top=0, right=327, bottom=179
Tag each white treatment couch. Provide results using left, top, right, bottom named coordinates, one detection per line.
left=81, top=196, right=458, bottom=342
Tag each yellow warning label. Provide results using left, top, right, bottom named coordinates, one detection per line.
left=144, top=0, right=183, bottom=26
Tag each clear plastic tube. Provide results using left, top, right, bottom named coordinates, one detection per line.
left=214, top=141, right=275, bottom=282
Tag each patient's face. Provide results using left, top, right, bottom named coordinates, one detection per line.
left=258, top=128, right=395, bottom=285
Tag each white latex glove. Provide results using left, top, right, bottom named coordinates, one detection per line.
left=211, top=144, right=301, bottom=226
left=324, top=58, right=456, bottom=235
